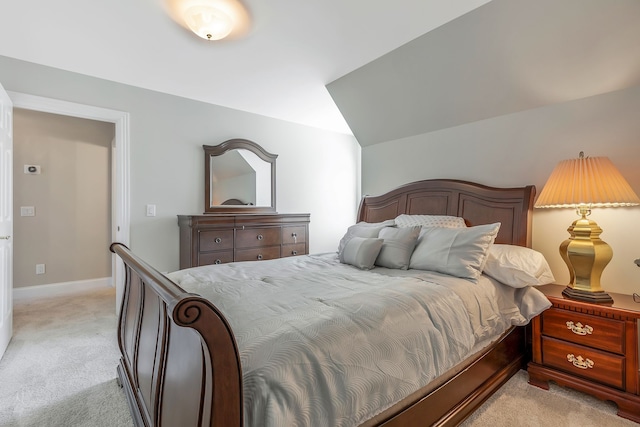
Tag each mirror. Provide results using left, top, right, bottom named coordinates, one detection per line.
left=204, top=139, right=277, bottom=213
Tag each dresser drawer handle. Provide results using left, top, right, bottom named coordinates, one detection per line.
left=214, top=259, right=222, bottom=265
left=567, top=354, right=594, bottom=370
left=566, top=321, right=593, bottom=336
left=214, top=237, right=222, bottom=244
left=292, top=232, right=297, bottom=243
left=292, top=250, right=298, bottom=255
left=257, top=254, right=263, bottom=260
left=257, top=234, right=263, bottom=240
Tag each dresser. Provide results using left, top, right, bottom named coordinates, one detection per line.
left=528, top=284, right=640, bottom=423
left=178, top=213, right=310, bottom=269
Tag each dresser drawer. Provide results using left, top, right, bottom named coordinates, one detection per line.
left=235, top=246, right=281, bottom=262
left=236, top=228, right=281, bottom=248
left=180, top=214, right=310, bottom=270
left=281, top=243, right=307, bottom=258
left=282, top=226, right=306, bottom=245
left=198, top=230, right=234, bottom=252
left=542, top=307, right=625, bottom=354
left=541, top=336, right=625, bottom=389
left=198, top=250, right=234, bottom=266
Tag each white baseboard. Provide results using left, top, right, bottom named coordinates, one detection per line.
left=13, top=277, right=113, bottom=302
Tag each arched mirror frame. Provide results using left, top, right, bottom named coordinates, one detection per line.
left=204, top=139, right=277, bottom=214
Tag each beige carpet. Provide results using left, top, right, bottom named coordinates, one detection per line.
left=0, top=287, right=133, bottom=427
left=461, top=369, right=634, bottom=426
left=0, top=287, right=635, bottom=426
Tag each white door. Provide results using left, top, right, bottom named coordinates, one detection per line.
left=0, top=83, right=13, bottom=360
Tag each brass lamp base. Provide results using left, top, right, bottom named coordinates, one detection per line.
left=559, top=207, right=614, bottom=305
left=561, top=286, right=613, bottom=304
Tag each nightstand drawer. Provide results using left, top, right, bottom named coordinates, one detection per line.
left=541, top=336, right=625, bottom=390
left=542, top=307, right=625, bottom=354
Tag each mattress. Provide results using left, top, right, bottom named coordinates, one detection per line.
left=168, top=253, right=550, bottom=427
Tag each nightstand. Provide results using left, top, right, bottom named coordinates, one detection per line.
left=528, top=284, right=640, bottom=423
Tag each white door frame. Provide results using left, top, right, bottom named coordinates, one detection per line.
left=8, top=91, right=130, bottom=312
left=0, top=84, right=13, bottom=360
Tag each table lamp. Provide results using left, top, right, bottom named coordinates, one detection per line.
left=535, top=152, right=640, bottom=303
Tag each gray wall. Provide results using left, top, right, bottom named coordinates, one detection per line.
left=13, top=109, right=113, bottom=288
left=331, top=0, right=640, bottom=295
left=360, top=87, right=640, bottom=296
left=1, top=55, right=361, bottom=276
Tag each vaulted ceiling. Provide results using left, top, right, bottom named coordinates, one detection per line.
left=0, top=0, right=491, bottom=135
left=327, top=0, right=640, bottom=145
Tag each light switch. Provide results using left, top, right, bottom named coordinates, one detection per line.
left=20, top=206, right=35, bottom=217
left=146, top=204, right=156, bottom=217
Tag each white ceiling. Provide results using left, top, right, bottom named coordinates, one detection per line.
left=0, top=0, right=491, bottom=135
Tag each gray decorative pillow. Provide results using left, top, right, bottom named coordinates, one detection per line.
left=339, top=237, right=384, bottom=270
left=375, top=226, right=421, bottom=270
left=409, top=223, right=501, bottom=281
left=337, top=219, right=395, bottom=254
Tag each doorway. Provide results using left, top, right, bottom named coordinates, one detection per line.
left=9, top=92, right=130, bottom=312
left=14, top=109, right=113, bottom=293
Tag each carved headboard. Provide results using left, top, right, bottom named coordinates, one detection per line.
left=357, top=179, right=536, bottom=247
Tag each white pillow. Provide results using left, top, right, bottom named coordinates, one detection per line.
left=337, top=219, right=395, bottom=254
left=409, top=223, right=501, bottom=281
left=339, top=237, right=384, bottom=270
left=394, top=214, right=466, bottom=229
left=375, top=226, right=421, bottom=270
left=483, top=244, right=555, bottom=288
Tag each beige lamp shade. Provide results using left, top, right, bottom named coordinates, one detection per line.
left=535, top=154, right=640, bottom=208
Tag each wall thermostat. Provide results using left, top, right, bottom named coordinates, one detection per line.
left=24, top=165, right=41, bottom=174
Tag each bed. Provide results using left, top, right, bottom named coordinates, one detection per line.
left=112, top=179, right=549, bottom=427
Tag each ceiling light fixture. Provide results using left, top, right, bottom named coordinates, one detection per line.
left=184, top=4, right=234, bottom=40
left=165, top=0, right=249, bottom=42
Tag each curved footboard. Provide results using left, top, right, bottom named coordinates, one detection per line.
left=111, top=243, right=242, bottom=427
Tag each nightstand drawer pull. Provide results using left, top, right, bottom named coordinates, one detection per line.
left=567, top=354, right=594, bottom=370
left=566, top=321, right=593, bottom=336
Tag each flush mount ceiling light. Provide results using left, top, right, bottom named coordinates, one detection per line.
left=184, top=4, right=234, bottom=40
left=164, top=0, right=249, bottom=42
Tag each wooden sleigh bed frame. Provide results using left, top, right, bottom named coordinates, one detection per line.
left=111, top=179, right=536, bottom=427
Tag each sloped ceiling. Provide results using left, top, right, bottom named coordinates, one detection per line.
left=0, top=0, right=493, bottom=135
left=327, top=0, right=640, bottom=146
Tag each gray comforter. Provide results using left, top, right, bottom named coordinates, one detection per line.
left=169, top=253, right=549, bottom=427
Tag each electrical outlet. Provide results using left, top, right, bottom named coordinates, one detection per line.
left=36, top=264, right=45, bottom=275
left=146, top=204, right=156, bottom=217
